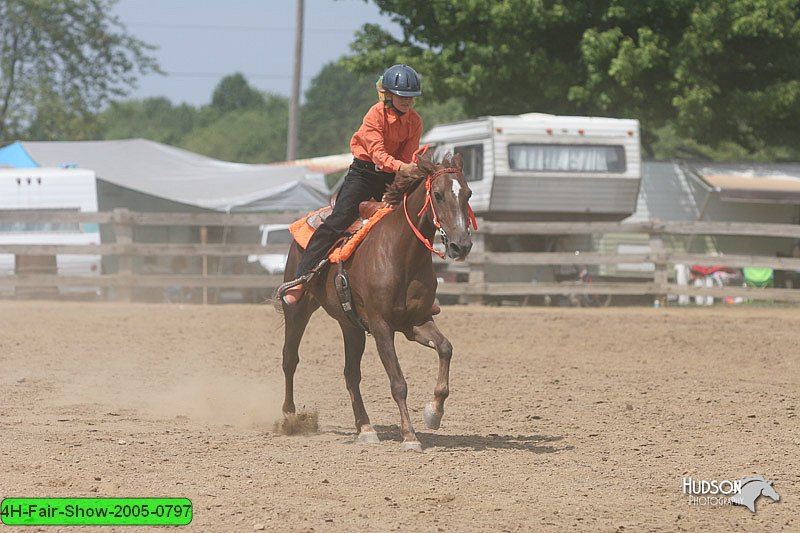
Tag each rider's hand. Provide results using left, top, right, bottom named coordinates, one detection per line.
left=397, top=163, right=423, bottom=179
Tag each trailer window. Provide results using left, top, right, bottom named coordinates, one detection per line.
left=265, top=228, right=292, bottom=245
left=508, top=144, right=626, bottom=173
left=0, top=221, right=80, bottom=232
left=0, top=210, right=81, bottom=232
left=454, top=144, right=483, bottom=182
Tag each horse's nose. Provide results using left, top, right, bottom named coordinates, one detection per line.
left=448, top=241, right=472, bottom=260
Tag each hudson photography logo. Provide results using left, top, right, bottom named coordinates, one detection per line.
left=682, top=475, right=780, bottom=513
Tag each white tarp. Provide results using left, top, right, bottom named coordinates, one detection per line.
left=12, top=139, right=330, bottom=212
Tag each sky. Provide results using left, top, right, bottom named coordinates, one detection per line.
left=111, top=0, right=401, bottom=106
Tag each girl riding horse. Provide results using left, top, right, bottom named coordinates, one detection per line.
left=281, top=64, right=428, bottom=308
left=278, top=150, right=475, bottom=451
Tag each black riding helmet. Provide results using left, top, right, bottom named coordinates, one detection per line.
left=382, top=64, right=422, bottom=97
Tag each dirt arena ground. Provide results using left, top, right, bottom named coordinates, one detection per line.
left=1, top=301, right=797, bottom=532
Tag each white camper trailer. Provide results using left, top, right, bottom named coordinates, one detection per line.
left=422, top=113, right=641, bottom=221
left=0, top=168, right=101, bottom=295
left=423, top=114, right=643, bottom=298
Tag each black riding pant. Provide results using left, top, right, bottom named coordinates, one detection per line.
left=295, top=158, right=394, bottom=277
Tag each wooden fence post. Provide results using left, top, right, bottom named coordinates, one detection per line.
left=200, top=226, right=208, bottom=306
left=112, top=208, right=133, bottom=302
left=649, top=220, right=668, bottom=306
left=466, top=231, right=485, bottom=306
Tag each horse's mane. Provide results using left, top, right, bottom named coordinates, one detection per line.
left=383, top=153, right=457, bottom=206
left=739, top=476, right=768, bottom=487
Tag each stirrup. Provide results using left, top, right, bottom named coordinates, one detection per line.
left=282, top=284, right=305, bottom=305
left=276, top=272, right=314, bottom=305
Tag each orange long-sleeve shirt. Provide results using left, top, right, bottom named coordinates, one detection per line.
left=350, top=102, right=422, bottom=174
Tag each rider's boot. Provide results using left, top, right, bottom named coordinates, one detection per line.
left=279, top=259, right=328, bottom=306
left=282, top=283, right=305, bottom=305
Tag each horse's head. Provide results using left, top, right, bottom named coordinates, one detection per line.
left=416, top=152, right=475, bottom=260
left=761, top=480, right=780, bottom=502
left=734, top=476, right=781, bottom=512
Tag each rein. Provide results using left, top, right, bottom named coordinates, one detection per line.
left=402, top=150, right=478, bottom=258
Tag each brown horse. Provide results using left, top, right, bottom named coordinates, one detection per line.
left=278, top=152, right=474, bottom=451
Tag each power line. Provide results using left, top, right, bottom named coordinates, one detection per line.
left=162, top=71, right=314, bottom=80
left=126, top=22, right=363, bottom=33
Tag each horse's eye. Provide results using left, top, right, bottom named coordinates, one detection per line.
left=434, top=192, right=444, bottom=202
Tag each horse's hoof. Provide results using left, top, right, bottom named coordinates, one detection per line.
left=401, top=440, right=423, bottom=452
left=423, top=402, right=442, bottom=430
left=356, top=430, right=380, bottom=444
left=274, top=411, right=319, bottom=436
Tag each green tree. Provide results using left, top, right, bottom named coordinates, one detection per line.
left=415, top=97, right=466, bottom=133
left=349, top=0, right=800, bottom=158
left=93, top=75, right=286, bottom=163
left=183, top=93, right=289, bottom=163
left=25, top=85, right=102, bottom=140
left=299, top=59, right=467, bottom=158
left=0, top=0, right=159, bottom=142
left=86, top=67, right=465, bottom=164
left=298, top=61, right=376, bottom=158
left=97, top=97, right=199, bottom=145
left=211, top=73, right=265, bottom=113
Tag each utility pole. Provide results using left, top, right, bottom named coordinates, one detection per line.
left=286, top=0, right=304, bottom=161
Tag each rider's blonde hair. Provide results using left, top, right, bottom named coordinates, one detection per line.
left=376, top=75, right=387, bottom=102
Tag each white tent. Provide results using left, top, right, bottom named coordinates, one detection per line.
left=9, top=139, right=330, bottom=212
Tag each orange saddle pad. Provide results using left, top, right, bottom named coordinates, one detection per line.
left=289, top=204, right=393, bottom=263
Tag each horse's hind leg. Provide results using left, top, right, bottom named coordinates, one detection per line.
left=409, top=320, right=452, bottom=430
left=280, top=242, right=320, bottom=415
left=276, top=242, right=310, bottom=415
left=341, top=324, right=378, bottom=443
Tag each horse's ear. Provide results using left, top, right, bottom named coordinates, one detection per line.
left=452, top=152, right=463, bottom=170
left=416, top=151, right=436, bottom=175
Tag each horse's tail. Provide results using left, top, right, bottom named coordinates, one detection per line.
left=269, top=291, right=285, bottom=318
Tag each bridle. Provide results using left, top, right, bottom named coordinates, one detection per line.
left=402, top=165, right=478, bottom=259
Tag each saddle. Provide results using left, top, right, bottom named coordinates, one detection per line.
left=283, top=195, right=390, bottom=333
left=289, top=201, right=393, bottom=264
left=312, top=194, right=387, bottom=233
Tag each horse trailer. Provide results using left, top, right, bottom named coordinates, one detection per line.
left=423, top=113, right=641, bottom=221
left=422, top=113, right=643, bottom=300
left=0, top=167, right=101, bottom=297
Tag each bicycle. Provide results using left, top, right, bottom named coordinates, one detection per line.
left=569, top=265, right=613, bottom=307
left=551, top=257, right=613, bottom=307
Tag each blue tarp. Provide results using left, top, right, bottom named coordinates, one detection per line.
left=0, top=142, right=38, bottom=168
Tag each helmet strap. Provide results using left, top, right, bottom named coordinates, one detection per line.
left=383, top=95, right=406, bottom=116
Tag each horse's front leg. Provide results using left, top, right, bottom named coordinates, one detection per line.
left=371, top=321, right=422, bottom=452
left=280, top=295, right=318, bottom=416
left=409, top=320, right=452, bottom=430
